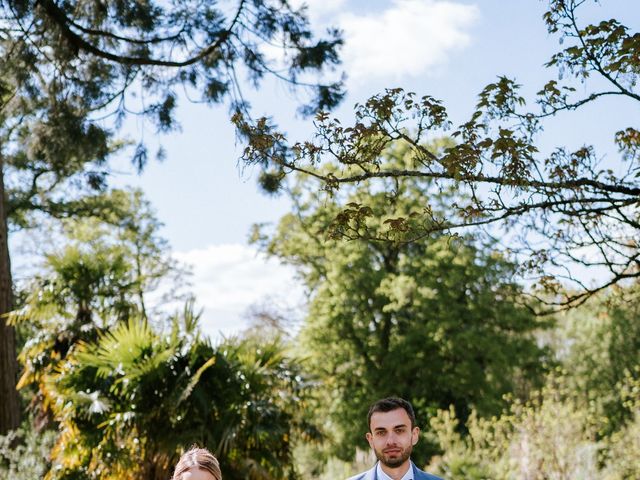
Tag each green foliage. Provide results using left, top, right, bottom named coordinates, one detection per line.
left=0, top=0, right=344, bottom=168
left=602, top=379, right=640, bottom=479
left=0, top=423, right=56, bottom=480
left=554, top=290, right=640, bottom=436
left=0, top=0, right=343, bottom=186
left=430, top=373, right=640, bottom=480
left=429, top=288, right=640, bottom=480
left=45, top=314, right=316, bottom=480
left=239, top=0, right=640, bottom=310
left=12, top=191, right=318, bottom=479
left=11, top=189, right=184, bottom=394
left=257, top=144, right=549, bottom=465
left=1, top=0, right=343, bottom=433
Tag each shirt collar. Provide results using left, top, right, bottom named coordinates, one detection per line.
left=375, top=461, right=413, bottom=480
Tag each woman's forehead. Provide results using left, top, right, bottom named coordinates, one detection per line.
left=181, top=468, right=217, bottom=480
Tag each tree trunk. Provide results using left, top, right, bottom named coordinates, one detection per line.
left=0, top=157, right=20, bottom=434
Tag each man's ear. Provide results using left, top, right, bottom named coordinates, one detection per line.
left=411, top=427, right=420, bottom=446
left=366, top=432, right=374, bottom=448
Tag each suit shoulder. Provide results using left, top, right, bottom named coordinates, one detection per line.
left=418, top=472, right=444, bottom=480
left=346, top=464, right=376, bottom=480
left=413, top=461, right=444, bottom=480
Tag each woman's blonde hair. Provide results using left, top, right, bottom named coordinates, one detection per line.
left=172, top=446, right=222, bottom=480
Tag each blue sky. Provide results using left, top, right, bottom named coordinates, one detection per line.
left=38, top=0, right=640, bottom=338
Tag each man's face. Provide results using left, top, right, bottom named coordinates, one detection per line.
left=366, top=408, right=420, bottom=469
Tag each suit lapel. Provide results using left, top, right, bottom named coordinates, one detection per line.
left=365, top=464, right=378, bottom=480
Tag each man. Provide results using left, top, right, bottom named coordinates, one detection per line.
left=348, top=397, right=443, bottom=480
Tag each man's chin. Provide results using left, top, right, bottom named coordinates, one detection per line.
left=375, top=447, right=411, bottom=469
left=381, top=456, right=407, bottom=468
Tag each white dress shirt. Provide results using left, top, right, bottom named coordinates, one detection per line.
left=376, top=462, right=413, bottom=480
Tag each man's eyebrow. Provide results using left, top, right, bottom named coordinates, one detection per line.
left=373, top=423, right=408, bottom=431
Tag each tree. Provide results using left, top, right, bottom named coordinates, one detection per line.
left=9, top=189, right=186, bottom=428
left=0, top=0, right=344, bottom=433
left=237, top=0, right=640, bottom=312
left=12, top=192, right=319, bottom=479
left=254, top=144, right=549, bottom=464
left=429, top=293, right=640, bottom=480
left=551, top=287, right=640, bottom=436
left=44, top=315, right=318, bottom=480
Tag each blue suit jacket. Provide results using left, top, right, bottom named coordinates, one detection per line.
left=347, top=461, right=444, bottom=480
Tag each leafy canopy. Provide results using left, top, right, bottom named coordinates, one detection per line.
left=254, top=143, right=549, bottom=464
left=1, top=0, right=344, bottom=230
left=238, top=0, right=640, bottom=312
left=12, top=188, right=319, bottom=480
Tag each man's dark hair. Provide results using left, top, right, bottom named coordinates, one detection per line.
left=367, top=397, right=416, bottom=431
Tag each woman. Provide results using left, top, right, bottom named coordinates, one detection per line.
left=171, top=447, right=222, bottom=480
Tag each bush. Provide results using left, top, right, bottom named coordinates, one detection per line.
left=430, top=373, right=640, bottom=480
left=0, top=424, right=56, bottom=480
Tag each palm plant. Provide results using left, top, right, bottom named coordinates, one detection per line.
left=45, top=311, right=318, bottom=480
left=13, top=190, right=317, bottom=479
left=11, top=189, right=186, bottom=428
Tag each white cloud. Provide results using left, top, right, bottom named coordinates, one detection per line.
left=263, top=1, right=477, bottom=85
left=340, top=0, right=479, bottom=83
left=174, top=244, right=304, bottom=340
